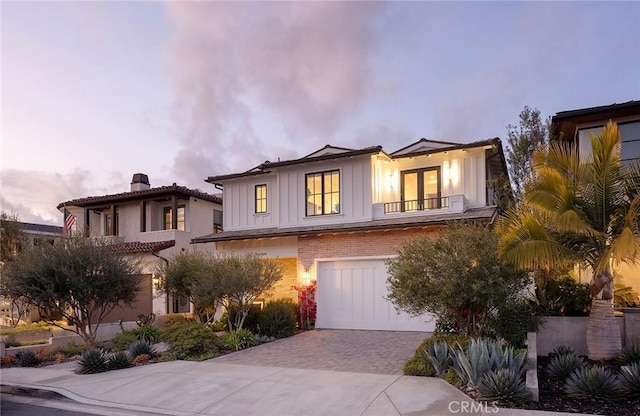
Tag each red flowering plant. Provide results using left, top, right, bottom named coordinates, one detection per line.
left=292, top=280, right=316, bottom=330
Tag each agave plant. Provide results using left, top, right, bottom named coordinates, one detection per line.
left=76, top=349, right=109, bottom=374
left=546, top=353, right=586, bottom=382
left=128, top=340, right=156, bottom=358
left=565, top=366, right=621, bottom=401
left=619, top=362, right=640, bottom=399
left=16, top=350, right=40, bottom=367
left=478, top=368, right=532, bottom=404
left=617, top=342, right=640, bottom=365
left=551, top=345, right=575, bottom=357
left=424, top=340, right=451, bottom=376
left=107, top=351, right=133, bottom=370
left=450, top=339, right=526, bottom=388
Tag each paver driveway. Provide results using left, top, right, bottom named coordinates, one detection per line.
left=212, top=329, right=430, bottom=375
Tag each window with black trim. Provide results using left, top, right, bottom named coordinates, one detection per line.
left=163, top=206, right=185, bottom=231
left=255, top=184, right=267, bottom=213
left=401, top=167, right=441, bottom=211
left=306, top=170, right=340, bottom=216
left=213, top=209, right=223, bottom=233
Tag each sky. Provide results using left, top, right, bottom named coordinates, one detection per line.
left=1, top=1, right=639, bottom=225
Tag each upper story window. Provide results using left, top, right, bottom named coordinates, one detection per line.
left=163, top=206, right=185, bottom=231
left=306, top=170, right=340, bottom=216
left=255, top=184, right=267, bottom=214
left=578, top=120, right=640, bottom=163
left=213, top=209, right=223, bottom=233
left=105, top=212, right=119, bottom=235
left=401, top=167, right=441, bottom=211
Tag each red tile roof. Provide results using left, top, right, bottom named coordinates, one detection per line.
left=118, top=240, right=176, bottom=253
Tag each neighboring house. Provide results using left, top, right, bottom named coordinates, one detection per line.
left=0, top=220, right=63, bottom=324
left=193, top=139, right=509, bottom=331
left=552, top=100, right=640, bottom=301
left=57, top=173, right=223, bottom=322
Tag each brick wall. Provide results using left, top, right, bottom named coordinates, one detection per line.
left=297, top=226, right=442, bottom=273
left=262, top=258, right=298, bottom=303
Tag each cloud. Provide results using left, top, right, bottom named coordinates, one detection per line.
left=0, top=169, right=127, bottom=225
left=165, top=2, right=383, bottom=178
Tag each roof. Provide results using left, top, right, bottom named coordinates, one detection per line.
left=0, top=220, right=62, bottom=236
left=552, top=100, right=640, bottom=121
left=191, top=206, right=497, bottom=243
left=118, top=240, right=176, bottom=253
left=206, top=145, right=384, bottom=184
left=390, top=138, right=501, bottom=158
left=57, top=185, right=222, bottom=210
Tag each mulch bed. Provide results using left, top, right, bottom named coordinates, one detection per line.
left=506, top=357, right=639, bottom=416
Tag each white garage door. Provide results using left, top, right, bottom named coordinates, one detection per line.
left=316, top=259, right=435, bottom=332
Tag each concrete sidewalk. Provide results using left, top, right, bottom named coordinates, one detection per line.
left=0, top=360, right=592, bottom=416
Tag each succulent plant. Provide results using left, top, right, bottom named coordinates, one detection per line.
left=551, top=345, right=575, bottom=357
left=619, top=362, right=640, bottom=399
left=617, top=342, right=640, bottom=365
left=76, top=348, right=109, bottom=374
left=478, top=368, right=532, bottom=404
left=449, top=339, right=526, bottom=388
left=128, top=340, right=156, bottom=358
left=16, top=350, right=41, bottom=367
left=424, top=340, right=451, bottom=376
left=565, top=366, right=621, bottom=401
left=546, top=353, right=586, bottom=382
left=107, top=351, right=133, bottom=370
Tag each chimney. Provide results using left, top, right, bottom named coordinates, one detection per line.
left=131, top=173, right=150, bottom=192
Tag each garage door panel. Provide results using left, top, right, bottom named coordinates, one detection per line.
left=316, top=259, right=434, bottom=332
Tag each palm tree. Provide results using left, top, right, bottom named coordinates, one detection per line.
left=498, top=121, right=640, bottom=360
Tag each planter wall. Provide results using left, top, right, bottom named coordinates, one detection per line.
left=623, top=308, right=640, bottom=344
left=536, top=316, right=625, bottom=356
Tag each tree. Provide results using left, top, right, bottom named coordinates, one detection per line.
left=0, top=212, right=30, bottom=326
left=498, top=122, right=640, bottom=359
left=216, top=254, right=282, bottom=331
left=1, top=235, right=142, bottom=344
left=160, top=252, right=283, bottom=330
left=160, top=250, right=222, bottom=324
left=505, top=106, right=550, bottom=203
left=386, top=223, right=529, bottom=339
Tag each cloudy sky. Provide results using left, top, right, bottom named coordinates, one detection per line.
left=2, top=1, right=639, bottom=225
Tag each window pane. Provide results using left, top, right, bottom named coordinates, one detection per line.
left=578, top=126, right=603, bottom=160
left=403, top=172, right=418, bottom=211
left=177, top=207, right=185, bottom=231
left=163, top=208, right=171, bottom=230
left=621, top=140, right=640, bottom=162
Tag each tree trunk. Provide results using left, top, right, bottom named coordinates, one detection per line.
left=586, top=299, right=621, bottom=360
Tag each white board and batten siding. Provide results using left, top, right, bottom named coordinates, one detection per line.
left=315, top=258, right=435, bottom=332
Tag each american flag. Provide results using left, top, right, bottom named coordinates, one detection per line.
left=63, top=208, right=76, bottom=237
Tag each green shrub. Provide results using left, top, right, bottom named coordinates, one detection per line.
left=442, top=367, right=463, bottom=388
left=160, top=320, right=219, bottom=360
left=620, top=362, right=640, bottom=399
left=618, top=342, right=640, bottom=365
left=492, top=296, right=542, bottom=348
left=538, top=276, right=591, bottom=316
left=54, top=342, right=87, bottom=357
left=403, top=355, right=435, bottom=376
left=258, top=299, right=297, bottom=338
left=131, top=326, right=161, bottom=344
left=565, top=366, right=621, bottom=401
left=210, top=320, right=225, bottom=332
left=478, top=368, right=532, bottom=404
left=226, top=304, right=262, bottom=332
left=111, top=330, right=138, bottom=352
left=107, top=351, right=133, bottom=370
left=222, top=329, right=256, bottom=351
left=129, top=341, right=156, bottom=358
left=16, top=350, right=40, bottom=367
left=76, top=349, right=109, bottom=374
left=546, top=353, right=586, bottom=382
left=161, top=314, right=192, bottom=327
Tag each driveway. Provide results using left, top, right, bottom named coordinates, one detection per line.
left=212, top=329, right=429, bottom=374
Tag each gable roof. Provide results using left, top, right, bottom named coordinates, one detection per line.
left=553, top=100, right=640, bottom=121
left=57, top=185, right=222, bottom=210
left=390, top=138, right=463, bottom=156
left=206, top=145, right=384, bottom=184
left=391, top=138, right=501, bottom=159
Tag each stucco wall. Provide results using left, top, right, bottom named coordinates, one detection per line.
left=536, top=316, right=627, bottom=356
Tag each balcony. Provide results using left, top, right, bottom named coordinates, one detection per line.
left=372, top=195, right=467, bottom=220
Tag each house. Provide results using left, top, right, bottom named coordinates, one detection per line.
left=57, top=173, right=223, bottom=322
left=552, top=100, right=640, bottom=301
left=193, top=138, right=509, bottom=331
left=0, top=220, right=63, bottom=324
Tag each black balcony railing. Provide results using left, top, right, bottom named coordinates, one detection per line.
left=383, top=197, right=449, bottom=214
